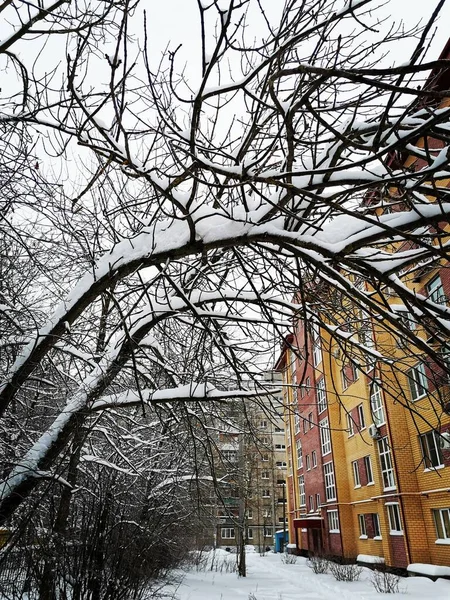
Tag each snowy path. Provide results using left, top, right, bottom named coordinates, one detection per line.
left=169, top=550, right=450, bottom=600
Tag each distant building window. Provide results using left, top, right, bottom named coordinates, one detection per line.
left=364, top=455, right=374, bottom=484
left=324, top=462, right=336, bottom=501
left=370, top=383, right=385, bottom=426
left=308, top=412, right=314, bottom=429
left=419, top=431, right=443, bottom=469
left=328, top=510, right=340, bottom=533
left=317, top=378, right=327, bottom=413
left=378, top=436, right=396, bottom=490
left=352, top=460, right=360, bottom=487
left=294, top=409, right=301, bottom=434
left=221, top=528, right=235, bottom=539
left=222, top=450, right=238, bottom=463
left=299, top=475, right=306, bottom=507
left=386, top=503, right=403, bottom=534
left=357, top=404, right=366, bottom=429
left=312, top=323, right=322, bottom=367
left=247, top=509, right=253, bottom=520
left=296, top=439, right=303, bottom=468
left=433, top=508, right=450, bottom=541
left=312, top=450, right=317, bottom=468
left=264, top=527, right=273, bottom=538
left=316, top=493, right=321, bottom=509
left=247, top=528, right=253, bottom=539
left=407, top=363, right=428, bottom=401
left=306, top=455, right=311, bottom=471
left=427, top=275, right=446, bottom=305
left=275, top=444, right=286, bottom=450
left=261, top=470, right=270, bottom=480
left=263, top=509, right=271, bottom=518
left=320, top=417, right=331, bottom=456
left=358, top=514, right=367, bottom=537
left=260, top=420, right=268, bottom=429
left=276, top=461, right=287, bottom=468
left=309, top=495, right=314, bottom=512
left=262, top=453, right=269, bottom=462
left=262, top=490, right=271, bottom=498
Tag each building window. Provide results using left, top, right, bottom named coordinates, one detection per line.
left=347, top=413, right=354, bottom=437
left=312, top=450, right=317, bottom=468
left=433, top=508, right=450, bottom=541
left=275, top=444, right=286, bottom=450
left=247, top=509, right=253, bottom=520
left=294, top=409, right=301, bottom=434
left=372, top=513, right=381, bottom=538
left=341, top=363, right=358, bottom=390
left=261, top=470, right=270, bottom=480
left=407, top=363, right=428, bottom=401
left=276, top=461, right=287, bottom=468
left=262, top=489, right=270, bottom=498
left=247, top=528, right=253, bottom=539
left=260, top=420, right=268, bottom=429
left=221, top=528, right=235, bottom=539
left=320, top=418, right=331, bottom=456
left=222, top=450, right=238, bottom=463
left=303, top=418, right=308, bottom=434
left=299, top=475, right=306, bottom=507
left=264, top=527, right=273, bottom=538
left=352, top=460, right=361, bottom=487
left=358, top=514, right=367, bottom=537
left=370, top=383, right=385, bottom=426
left=357, top=404, right=366, bottom=429
left=275, top=426, right=284, bottom=433
left=263, top=508, right=271, bottom=518
left=324, top=462, right=336, bottom=501
left=328, top=510, right=340, bottom=532
left=312, top=323, right=322, bottom=367
left=262, top=453, right=269, bottom=462
left=317, top=378, right=327, bottom=413
left=427, top=275, right=446, bottom=305
left=386, top=503, right=403, bottom=535
left=378, top=436, right=396, bottom=490
left=306, top=455, right=311, bottom=471
left=309, top=495, right=314, bottom=512
left=364, top=455, right=374, bottom=484
left=296, top=439, right=303, bottom=468
left=316, top=493, right=321, bottom=509
left=308, top=412, right=314, bottom=429
left=419, top=431, right=444, bottom=469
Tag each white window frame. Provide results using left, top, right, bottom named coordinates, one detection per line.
left=294, top=409, right=301, bottom=435
left=306, top=454, right=311, bottom=471
left=309, top=494, right=314, bottom=512
left=308, top=412, right=314, bottom=429
left=357, top=404, right=366, bottom=429
left=316, top=493, right=321, bottom=510
left=317, top=378, right=327, bottom=414
left=247, top=509, right=253, bottom=520
left=372, top=513, right=381, bottom=539
left=299, top=475, right=306, bottom=507
left=386, top=503, right=403, bottom=535
left=320, top=418, right=331, bottom=456
left=352, top=460, right=361, bottom=488
left=262, top=489, right=271, bottom=498
left=247, top=527, right=253, bottom=539
left=427, top=275, right=446, bottom=305
left=324, top=462, right=336, bottom=502
left=221, top=528, right=235, bottom=539
left=347, top=413, right=354, bottom=437
left=378, top=436, right=396, bottom=491
left=407, top=363, right=428, bottom=401
left=358, top=514, right=367, bottom=538
left=261, top=470, right=270, bottom=480
left=264, top=527, right=273, bottom=538
left=433, top=508, right=450, bottom=542
left=296, top=439, right=303, bottom=468
left=312, top=323, right=322, bottom=367
left=312, top=450, right=317, bottom=468
left=419, top=430, right=444, bottom=469
left=370, top=383, right=385, bottom=426
left=328, top=509, right=340, bottom=533
left=364, top=455, right=374, bottom=484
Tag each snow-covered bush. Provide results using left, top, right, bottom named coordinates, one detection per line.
left=371, top=564, right=402, bottom=593
left=281, top=552, right=297, bottom=565
left=329, top=560, right=363, bottom=582
left=307, top=554, right=329, bottom=574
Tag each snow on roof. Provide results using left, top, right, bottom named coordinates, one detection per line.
left=357, top=554, right=385, bottom=564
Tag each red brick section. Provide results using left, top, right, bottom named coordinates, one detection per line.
left=390, top=535, right=408, bottom=568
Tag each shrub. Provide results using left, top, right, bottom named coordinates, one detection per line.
left=281, top=552, right=297, bottom=565
left=371, top=564, right=402, bottom=593
left=329, top=560, right=363, bottom=582
left=307, top=554, right=329, bottom=574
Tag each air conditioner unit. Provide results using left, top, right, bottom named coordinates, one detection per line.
left=438, top=431, right=450, bottom=450
left=368, top=424, right=380, bottom=439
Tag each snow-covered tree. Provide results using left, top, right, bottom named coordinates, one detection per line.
left=1, top=0, right=450, bottom=526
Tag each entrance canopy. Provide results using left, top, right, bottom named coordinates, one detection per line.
left=293, top=517, right=323, bottom=529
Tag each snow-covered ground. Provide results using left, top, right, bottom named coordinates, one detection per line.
left=169, top=549, right=450, bottom=600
